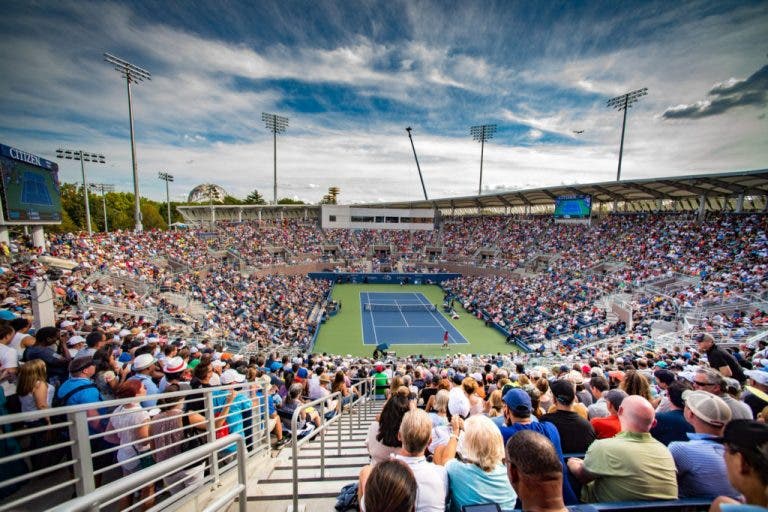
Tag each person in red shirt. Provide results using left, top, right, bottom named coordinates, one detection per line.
left=590, top=389, right=627, bottom=439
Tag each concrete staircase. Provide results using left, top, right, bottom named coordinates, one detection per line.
left=245, top=400, right=384, bottom=512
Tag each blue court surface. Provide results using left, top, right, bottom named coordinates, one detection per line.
left=360, top=292, right=468, bottom=345
left=21, top=171, right=53, bottom=205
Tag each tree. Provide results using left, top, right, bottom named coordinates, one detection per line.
left=222, top=195, right=243, bottom=205
left=244, top=189, right=266, bottom=205
left=277, top=197, right=305, bottom=205
left=320, top=186, right=340, bottom=204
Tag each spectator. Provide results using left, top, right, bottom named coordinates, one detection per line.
left=568, top=395, right=678, bottom=502
left=0, top=323, right=18, bottom=412
left=107, top=379, right=154, bottom=510
left=620, top=370, right=653, bottom=402
left=743, top=369, right=768, bottom=419
left=129, top=353, right=160, bottom=408
left=694, top=368, right=752, bottom=420
left=442, top=415, right=517, bottom=512
left=360, top=409, right=448, bottom=512
left=506, top=430, right=593, bottom=512
left=9, top=317, right=34, bottom=358
left=694, top=333, right=746, bottom=383
left=16, top=359, right=55, bottom=469
left=589, top=389, right=627, bottom=440
left=216, top=369, right=253, bottom=455
left=498, top=388, right=578, bottom=504
left=150, top=384, right=207, bottom=492
left=24, top=326, right=69, bottom=386
left=650, top=381, right=695, bottom=445
left=709, top=420, right=768, bottom=511
left=365, top=393, right=412, bottom=465
left=540, top=379, right=596, bottom=454
left=362, top=459, right=417, bottom=512
left=586, top=375, right=610, bottom=420
left=669, top=390, right=738, bottom=499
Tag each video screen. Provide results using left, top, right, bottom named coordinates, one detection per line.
left=0, top=143, right=62, bottom=223
left=554, top=195, right=592, bottom=219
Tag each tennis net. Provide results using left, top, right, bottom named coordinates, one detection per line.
left=363, top=303, right=437, bottom=312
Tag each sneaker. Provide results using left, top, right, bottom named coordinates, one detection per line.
left=273, top=437, right=290, bottom=449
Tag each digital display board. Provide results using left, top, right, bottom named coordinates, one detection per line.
left=554, top=195, right=592, bottom=219
left=0, top=143, right=62, bottom=224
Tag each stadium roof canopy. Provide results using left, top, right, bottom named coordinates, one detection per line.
left=177, top=169, right=768, bottom=223
left=355, top=168, right=768, bottom=212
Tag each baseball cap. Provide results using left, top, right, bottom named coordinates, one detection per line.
left=744, top=370, right=768, bottom=386
left=714, top=419, right=768, bottom=457
left=503, top=388, right=532, bottom=414
left=654, top=369, right=676, bottom=385
left=604, top=389, right=628, bottom=410
left=682, top=390, right=731, bottom=427
left=220, top=369, right=245, bottom=385
left=550, top=379, right=576, bottom=405
left=69, top=355, right=94, bottom=373
left=0, top=310, right=18, bottom=321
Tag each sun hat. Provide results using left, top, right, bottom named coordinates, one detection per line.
left=133, top=353, right=157, bottom=371
left=220, top=369, right=246, bottom=385
left=163, top=356, right=186, bottom=374
left=66, top=335, right=86, bottom=346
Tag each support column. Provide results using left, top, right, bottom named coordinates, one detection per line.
left=697, top=194, right=706, bottom=221
left=31, top=278, right=55, bottom=329
left=31, top=226, right=45, bottom=251
left=0, top=226, right=9, bottom=245
left=736, top=194, right=744, bottom=213
left=238, top=208, right=243, bottom=223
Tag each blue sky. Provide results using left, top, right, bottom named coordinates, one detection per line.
left=0, top=0, right=766, bottom=204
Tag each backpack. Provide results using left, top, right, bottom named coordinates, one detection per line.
left=335, top=482, right=359, bottom=511
left=51, top=383, right=98, bottom=437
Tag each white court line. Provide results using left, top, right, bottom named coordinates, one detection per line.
left=393, top=300, right=411, bottom=327
left=421, top=294, right=468, bottom=344
left=360, top=291, right=379, bottom=345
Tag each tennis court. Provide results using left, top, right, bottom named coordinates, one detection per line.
left=360, top=291, right=468, bottom=345
left=21, top=170, right=53, bottom=205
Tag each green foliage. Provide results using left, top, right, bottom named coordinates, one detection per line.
left=244, top=190, right=266, bottom=204
left=277, top=197, right=306, bottom=205
left=222, top=195, right=243, bottom=205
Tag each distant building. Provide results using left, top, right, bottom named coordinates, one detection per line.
left=188, top=184, right=227, bottom=203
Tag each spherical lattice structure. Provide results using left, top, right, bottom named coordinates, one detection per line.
left=188, top=184, right=227, bottom=203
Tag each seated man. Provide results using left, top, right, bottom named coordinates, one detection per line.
left=669, top=390, right=738, bottom=499
left=567, top=395, right=678, bottom=502
left=710, top=420, right=768, bottom=511
left=359, top=409, right=448, bottom=512
left=506, top=430, right=598, bottom=512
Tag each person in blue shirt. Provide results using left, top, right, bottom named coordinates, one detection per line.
left=57, top=355, right=111, bottom=483
left=128, top=354, right=160, bottom=408
left=214, top=369, right=253, bottom=454
left=498, top=388, right=579, bottom=505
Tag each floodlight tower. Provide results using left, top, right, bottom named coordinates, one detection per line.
left=606, top=87, right=647, bottom=181
left=158, top=172, right=174, bottom=227
left=405, top=127, right=429, bottom=200
left=55, top=149, right=106, bottom=236
left=90, top=183, right=115, bottom=232
left=470, top=124, right=497, bottom=196
left=104, top=52, right=151, bottom=231
left=262, top=112, right=289, bottom=205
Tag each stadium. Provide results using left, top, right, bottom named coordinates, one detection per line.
left=1, top=2, right=768, bottom=512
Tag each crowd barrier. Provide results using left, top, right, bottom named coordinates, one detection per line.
left=0, top=381, right=271, bottom=512
left=308, top=271, right=461, bottom=284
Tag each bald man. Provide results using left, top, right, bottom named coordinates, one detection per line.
left=567, top=395, right=678, bottom=503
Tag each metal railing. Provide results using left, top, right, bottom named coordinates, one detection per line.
left=287, top=379, right=374, bottom=512
left=47, top=434, right=247, bottom=512
left=0, top=381, right=270, bottom=512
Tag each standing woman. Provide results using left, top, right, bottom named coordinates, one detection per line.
left=16, top=360, right=56, bottom=469
left=108, top=380, right=154, bottom=511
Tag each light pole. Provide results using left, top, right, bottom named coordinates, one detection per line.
left=158, top=172, right=174, bottom=227
left=90, top=183, right=114, bottom=232
left=55, top=149, right=105, bottom=236
left=261, top=112, right=289, bottom=204
left=405, top=127, right=429, bottom=200
left=470, top=124, right=497, bottom=196
left=104, top=52, right=151, bottom=232
left=606, top=87, right=647, bottom=181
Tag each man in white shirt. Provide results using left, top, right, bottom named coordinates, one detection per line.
left=0, top=325, right=19, bottom=407
left=359, top=409, right=448, bottom=512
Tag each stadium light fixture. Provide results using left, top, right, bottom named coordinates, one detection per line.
left=158, top=172, right=174, bottom=227
left=55, top=148, right=106, bottom=236
left=606, top=87, right=648, bottom=181
left=470, top=124, right=497, bottom=196
left=262, top=112, right=289, bottom=205
left=104, top=52, right=151, bottom=232
left=90, top=183, right=115, bottom=232
left=405, top=127, right=429, bottom=200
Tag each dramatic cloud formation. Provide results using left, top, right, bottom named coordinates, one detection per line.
left=662, top=64, right=768, bottom=120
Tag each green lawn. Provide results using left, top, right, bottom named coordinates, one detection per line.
left=312, top=283, right=515, bottom=357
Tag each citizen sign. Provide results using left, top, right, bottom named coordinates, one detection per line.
left=8, top=147, right=41, bottom=166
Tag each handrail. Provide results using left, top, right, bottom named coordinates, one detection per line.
left=47, top=434, right=247, bottom=512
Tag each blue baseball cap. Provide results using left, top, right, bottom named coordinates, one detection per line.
left=0, top=309, right=18, bottom=321
left=503, top=388, right=532, bottom=414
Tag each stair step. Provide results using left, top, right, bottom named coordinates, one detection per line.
left=270, top=465, right=364, bottom=479
left=275, top=455, right=370, bottom=469
left=248, top=479, right=355, bottom=497
left=244, top=497, right=338, bottom=511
